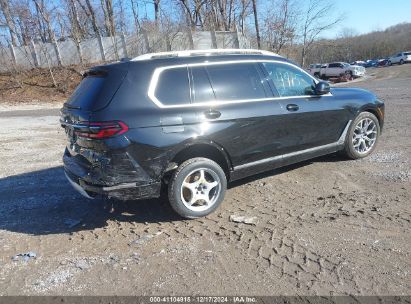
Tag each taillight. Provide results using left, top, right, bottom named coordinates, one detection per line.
left=75, top=121, right=129, bottom=139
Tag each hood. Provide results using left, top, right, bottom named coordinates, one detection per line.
left=331, top=87, right=376, bottom=100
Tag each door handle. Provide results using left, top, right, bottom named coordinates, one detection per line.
left=286, top=104, right=299, bottom=112
left=204, top=109, right=221, bottom=119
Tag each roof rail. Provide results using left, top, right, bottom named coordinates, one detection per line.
left=131, top=49, right=280, bottom=61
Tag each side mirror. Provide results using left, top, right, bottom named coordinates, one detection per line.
left=314, top=81, right=330, bottom=95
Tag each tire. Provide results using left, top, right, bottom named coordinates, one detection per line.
left=388, top=61, right=392, bottom=66
left=168, top=157, right=227, bottom=219
left=400, top=59, right=404, bottom=65
left=341, top=112, right=380, bottom=160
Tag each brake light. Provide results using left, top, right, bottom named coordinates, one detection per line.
left=75, top=121, right=129, bottom=139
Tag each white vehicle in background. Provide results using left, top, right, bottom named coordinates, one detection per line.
left=307, top=63, right=325, bottom=78
left=320, top=62, right=366, bottom=79
left=388, top=51, right=411, bottom=65
left=351, top=61, right=366, bottom=67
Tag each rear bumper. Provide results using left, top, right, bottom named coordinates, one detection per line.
left=63, top=148, right=161, bottom=200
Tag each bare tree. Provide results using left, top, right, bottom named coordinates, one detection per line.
left=0, top=0, right=18, bottom=45
left=251, top=0, right=260, bottom=48
left=300, top=0, right=343, bottom=66
left=154, top=0, right=160, bottom=26
left=238, top=0, right=251, bottom=34
left=100, top=0, right=115, bottom=36
left=262, top=0, right=298, bottom=53
left=32, top=0, right=63, bottom=66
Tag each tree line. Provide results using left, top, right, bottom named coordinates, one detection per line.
left=304, top=23, right=411, bottom=64
left=1, top=0, right=410, bottom=67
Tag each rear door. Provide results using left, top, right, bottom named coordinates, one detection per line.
left=189, top=62, right=285, bottom=166
left=260, top=61, right=351, bottom=154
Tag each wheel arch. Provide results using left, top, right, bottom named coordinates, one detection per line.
left=359, top=107, right=382, bottom=126
left=356, top=105, right=384, bottom=132
left=167, top=141, right=233, bottom=179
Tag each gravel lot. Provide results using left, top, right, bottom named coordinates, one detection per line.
left=0, top=65, right=410, bottom=296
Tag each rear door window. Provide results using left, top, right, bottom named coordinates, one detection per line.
left=155, top=67, right=190, bottom=105
left=205, top=63, right=266, bottom=101
left=190, top=66, right=215, bottom=103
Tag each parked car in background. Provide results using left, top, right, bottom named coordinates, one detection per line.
left=307, top=63, right=325, bottom=77
left=377, top=58, right=389, bottom=67
left=320, top=62, right=365, bottom=79
left=364, top=60, right=378, bottom=68
left=388, top=52, right=411, bottom=65
left=351, top=61, right=366, bottom=67
left=60, top=49, right=384, bottom=218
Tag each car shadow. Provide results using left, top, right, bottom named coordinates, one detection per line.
left=0, top=166, right=181, bottom=236
left=0, top=154, right=348, bottom=236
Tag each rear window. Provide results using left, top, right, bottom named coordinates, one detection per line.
left=205, top=63, right=266, bottom=101
left=405, top=52, right=411, bottom=56
left=155, top=67, right=190, bottom=105
left=66, top=65, right=127, bottom=111
left=67, top=76, right=105, bottom=110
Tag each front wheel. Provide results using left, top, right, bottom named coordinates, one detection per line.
left=168, top=157, right=227, bottom=219
left=341, top=112, right=380, bottom=159
left=400, top=59, right=404, bottom=65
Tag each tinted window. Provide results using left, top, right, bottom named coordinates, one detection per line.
left=405, top=52, right=411, bottom=55
left=66, top=68, right=127, bottom=111
left=328, top=63, right=339, bottom=68
left=206, top=63, right=266, bottom=101
left=262, top=62, right=315, bottom=97
left=156, top=67, right=190, bottom=105
left=191, top=66, right=215, bottom=103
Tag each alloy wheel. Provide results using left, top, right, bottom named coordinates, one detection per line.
left=180, top=168, right=221, bottom=212
left=352, top=118, right=377, bottom=154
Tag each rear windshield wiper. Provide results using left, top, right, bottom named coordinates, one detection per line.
left=64, top=102, right=81, bottom=110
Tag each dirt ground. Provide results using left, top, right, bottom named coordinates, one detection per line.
left=0, top=65, right=410, bottom=296
left=0, top=66, right=83, bottom=104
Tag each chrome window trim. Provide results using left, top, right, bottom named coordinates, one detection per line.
left=148, top=59, right=330, bottom=109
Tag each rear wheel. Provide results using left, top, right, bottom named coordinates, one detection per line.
left=345, top=70, right=353, bottom=81
left=388, top=60, right=392, bottom=66
left=168, top=157, right=227, bottom=219
left=342, top=112, right=380, bottom=159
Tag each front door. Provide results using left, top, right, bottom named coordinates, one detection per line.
left=260, top=61, right=351, bottom=155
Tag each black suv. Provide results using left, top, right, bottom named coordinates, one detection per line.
left=61, top=49, right=384, bottom=218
